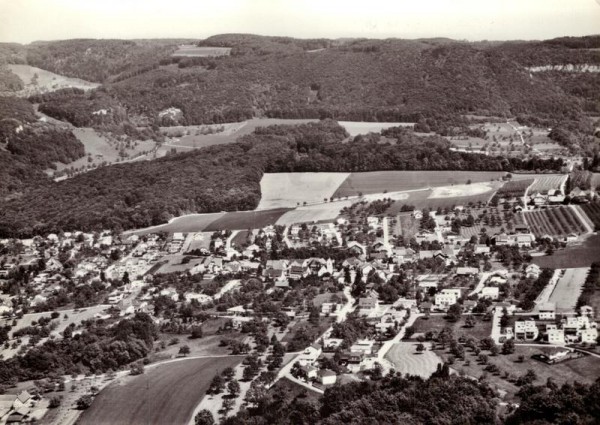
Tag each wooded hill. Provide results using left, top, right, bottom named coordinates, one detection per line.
left=0, top=120, right=564, bottom=237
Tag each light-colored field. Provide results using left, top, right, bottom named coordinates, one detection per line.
left=333, top=171, right=507, bottom=198
left=171, top=45, right=231, bottom=57
left=257, top=172, right=350, bottom=209
left=384, top=342, right=443, bottom=378
left=205, top=209, right=292, bottom=231
left=548, top=267, right=589, bottom=313
left=7, top=64, right=99, bottom=96
left=78, top=356, right=243, bottom=425
left=276, top=200, right=352, bottom=226
left=338, top=121, right=414, bottom=136
left=524, top=174, right=567, bottom=193
left=123, top=212, right=225, bottom=236
left=429, top=182, right=493, bottom=199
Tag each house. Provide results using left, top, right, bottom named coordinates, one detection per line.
left=288, top=260, right=308, bottom=280
left=480, top=286, right=499, bottom=300
left=434, top=289, right=462, bottom=310
left=546, top=325, right=565, bottom=344
left=526, top=264, right=541, bottom=279
left=318, top=369, right=337, bottom=385
left=548, top=189, right=565, bottom=204
left=515, top=320, right=539, bottom=340
left=299, top=365, right=318, bottom=380
left=565, top=233, right=579, bottom=243
left=358, top=296, right=379, bottom=312
left=321, top=303, right=339, bottom=314
left=456, top=267, right=479, bottom=276
left=13, top=391, right=31, bottom=410
left=474, top=245, right=491, bottom=255
left=299, top=344, right=322, bottom=366
left=419, top=302, right=433, bottom=313
left=350, top=339, right=375, bottom=355
left=538, top=302, right=556, bottom=320
left=579, top=327, right=598, bottom=343
left=347, top=241, right=367, bottom=257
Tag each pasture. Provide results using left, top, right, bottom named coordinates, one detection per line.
left=533, top=234, right=600, bottom=269
left=124, top=213, right=225, bottom=235
left=204, top=208, right=292, bottom=231
left=257, top=173, right=350, bottom=209
left=7, top=64, right=99, bottom=96
left=276, top=201, right=352, bottom=226
left=333, top=171, right=507, bottom=198
left=171, top=45, right=231, bottom=57
left=548, top=268, right=589, bottom=313
left=523, top=207, right=586, bottom=238
left=384, top=342, right=442, bottom=378
left=78, top=356, right=243, bottom=425
left=338, top=121, right=414, bottom=136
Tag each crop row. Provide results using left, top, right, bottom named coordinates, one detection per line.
left=580, top=202, right=600, bottom=229
left=525, top=206, right=585, bottom=238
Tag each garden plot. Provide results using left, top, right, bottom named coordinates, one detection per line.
left=257, top=173, right=350, bottom=209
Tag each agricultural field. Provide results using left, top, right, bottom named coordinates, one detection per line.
left=276, top=200, right=352, bottom=226
left=547, top=268, right=589, bottom=313
left=533, top=234, right=600, bottom=269
left=78, top=356, right=243, bottom=425
left=580, top=202, right=600, bottom=229
left=7, top=64, right=99, bottom=97
left=440, top=345, right=599, bottom=401
left=333, top=171, right=507, bottom=199
left=384, top=342, right=442, bottom=378
left=51, top=128, right=156, bottom=175
left=257, top=173, right=350, bottom=209
left=523, top=206, right=587, bottom=238
left=524, top=174, right=567, bottom=194
left=171, top=45, right=231, bottom=57
left=337, top=121, right=413, bottom=136
left=460, top=225, right=503, bottom=239
left=124, top=213, right=225, bottom=236
left=204, top=208, right=292, bottom=231
left=495, top=178, right=534, bottom=199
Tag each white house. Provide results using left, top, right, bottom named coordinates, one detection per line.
left=318, top=369, right=337, bottom=385
left=546, top=325, right=565, bottom=344
left=480, top=287, right=499, bottom=300
left=538, top=302, right=556, bottom=320
left=526, top=264, right=541, bottom=279
left=299, top=344, right=322, bottom=366
left=434, top=288, right=461, bottom=310
left=515, top=320, right=539, bottom=340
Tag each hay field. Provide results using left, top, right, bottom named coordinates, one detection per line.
left=124, top=213, right=226, bottom=235
left=7, top=64, right=99, bottom=96
left=171, top=45, right=231, bottom=57
left=257, top=173, right=350, bottom=209
left=78, top=356, right=243, bottom=425
left=548, top=267, right=589, bottom=313
left=276, top=200, right=352, bottom=226
left=429, top=182, right=494, bottom=199
left=204, top=208, right=292, bottom=231
left=338, top=121, right=414, bottom=136
left=333, top=171, right=506, bottom=198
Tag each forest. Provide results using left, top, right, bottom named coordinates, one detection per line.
left=0, top=121, right=565, bottom=237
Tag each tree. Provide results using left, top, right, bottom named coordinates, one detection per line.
left=416, top=343, right=426, bottom=353
left=222, top=367, right=235, bottom=381
left=49, top=396, right=62, bottom=408
left=195, top=410, right=215, bottom=425
left=179, top=345, right=191, bottom=356
left=208, top=374, right=225, bottom=395
left=190, top=326, right=203, bottom=339
left=245, top=381, right=268, bottom=406
left=490, top=344, right=500, bottom=356
left=130, top=362, right=144, bottom=375
left=76, top=395, right=93, bottom=410
left=502, top=339, right=515, bottom=355
left=446, top=303, right=462, bottom=322
left=465, top=315, right=476, bottom=328
left=228, top=379, right=240, bottom=397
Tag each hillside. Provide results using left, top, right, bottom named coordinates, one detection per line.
left=0, top=120, right=564, bottom=237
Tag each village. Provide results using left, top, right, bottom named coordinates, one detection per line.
left=0, top=182, right=599, bottom=424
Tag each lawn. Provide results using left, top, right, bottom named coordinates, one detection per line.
left=385, top=342, right=443, bottom=378
left=205, top=208, right=292, bottom=231
left=440, top=345, right=599, bottom=401
left=333, top=171, right=507, bottom=199
left=78, top=356, right=243, bottom=425
left=410, top=314, right=493, bottom=341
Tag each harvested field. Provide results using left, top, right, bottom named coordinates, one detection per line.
left=384, top=342, right=443, bottom=378
left=333, top=171, right=507, bottom=198
left=171, top=45, right=231, bottom=57
left=257, top=173, right=350, bottom=209
left=429, top=182, right=494, bottom=199
left=524, top=207, right=586, bottom=238
left=205, top=208, right=292, bottom=231
left=338, top=121, right=414, bottom=136
left=548, top=268, right=589, bottom=313
left=276, top=201, right=352, bottom=226
left=7, top=64, right=99, bottom=96
left=124, top=213, right=225, bottom=235
left=78, top=356, right=243, bottom=425
left=533, top=235, right=600, bottom=269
